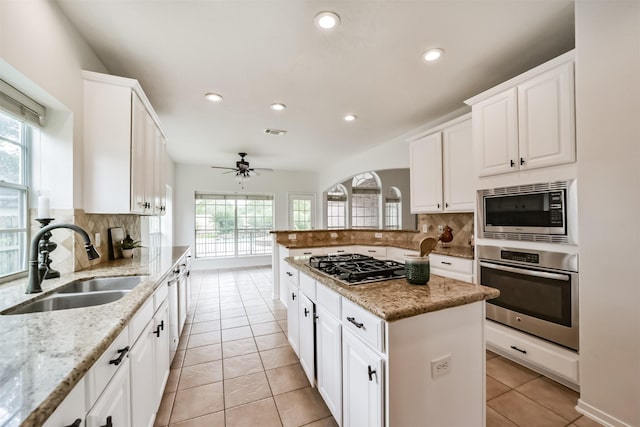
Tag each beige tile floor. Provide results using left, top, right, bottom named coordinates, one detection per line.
left=155, top=267, right=601, bottom=427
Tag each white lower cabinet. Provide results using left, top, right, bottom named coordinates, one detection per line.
left=342, top=329, right=384, bottom=427
left=86, top=358, right=131, bottom=427
left=298, top=292, right=316, bottom=385
left=316, top=305, right=342, bottom=425
left=287, top=281, right=300, bottom=356
left=42, top=378, right=86, bottom=427
left=153, top=300, right=171, bottom=408
left=130, top=321, right=156, bottom=427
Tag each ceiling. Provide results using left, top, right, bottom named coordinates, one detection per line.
left=56, top=0, right=575, bottom=173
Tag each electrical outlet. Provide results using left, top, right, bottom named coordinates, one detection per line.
left=431, top=354, right=451, bottom=378
left=94, top=233, right=101, bottom=246
left=374, top=232, right=383, bottom=238
left=438, top=224, right=445, bottom=233
left=422, top=224, right=428, bottom=233
left=330, top=232, right=338, bottom=238
left=288, top=234, right=297, bottom=240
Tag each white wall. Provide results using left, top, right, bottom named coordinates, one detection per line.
left=174, top=163, right=318, bottom=268
left=0, top=0, right=108, bottom=209
left=575, top=2, right=640, bottom=426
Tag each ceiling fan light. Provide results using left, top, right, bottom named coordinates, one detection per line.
left=315, top=11, right=340, bottom=30
left=423, top=48, right=444, bottom=62
left=270, top=103, right=286, bottom=111
left=344, top=114, right=357, bottom=122
left=205, top=93, right=223, bottom=102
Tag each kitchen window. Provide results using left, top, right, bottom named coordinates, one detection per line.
left=351, top=172, right=380, bottom=229
left=194, top=193, right=273, bottom=258
left=384, top=187, right=401, bottom=230
left=289, top=193, right=315, bottom=230
left=326, top=184, right=347, bottom=229
left=0, top=110, right=30, bottom=280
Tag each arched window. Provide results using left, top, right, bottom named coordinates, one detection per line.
left=385, top=187, right=402, bottom=230
left=326, top=184, right=348, bottom=229
left=351, top=172, right=381, bottom=229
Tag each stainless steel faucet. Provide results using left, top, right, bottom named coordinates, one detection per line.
left=26, top=223, right=100, bottom=294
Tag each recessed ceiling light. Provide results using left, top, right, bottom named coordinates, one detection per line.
left=270, top=103, right=286, bottom=111
left=423, top=48, right=444, bottom=62
left=314, top=11, right=340, bottom=30
left=344, top=114, right=357, bottom=122
left=205, top=93, right=223, bottom=102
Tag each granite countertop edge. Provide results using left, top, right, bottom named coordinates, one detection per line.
left=1, top=246, right=190, bottom=427
left=285, top=257, right=498, bottom=321
left=281, top=241, right=475, bottom=260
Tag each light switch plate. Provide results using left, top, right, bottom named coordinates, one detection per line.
left=374, top=232, right=383, bottom=238
left=431, top=354, right=451, bottom=378
left=422, top=224, right=428, bottom=233
left=330, top=232, right=338, bottom=238
left=288, top=234, right=297, bottom=240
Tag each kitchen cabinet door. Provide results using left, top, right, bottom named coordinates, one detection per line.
left=153, top=300, right=171, bottom=409
left=168, top=277, right=179, bottom=360
left=472, top=88, right=519, bottom=177
left=130, top=320, right=155, bottom=427
left=518, top=61, right=575, bottom=171
left=86, top=358, right=131, bottom=427
left=130, top=92, right=147, bottom=214
left=442, top=119, right=474, bottom=211
left=316, top=306, right=342, bottom=425
left=342, top=329, right=383, bottom=427
left=42, top=378, right=86, bottom=427
left=298, top=292, right=316, bottom=386
left=287, top=282, right=300, bottom=356
left=409, top=132, right=443, bottom=213
left=153, top=129, right=167, bottom=215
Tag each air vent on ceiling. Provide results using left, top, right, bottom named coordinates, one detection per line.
left=264, top=128, right=287, bottom=136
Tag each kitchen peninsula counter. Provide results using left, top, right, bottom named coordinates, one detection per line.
left=0, top=246, right=190, bottom=427
left=285, top=256, right=498, bottom=322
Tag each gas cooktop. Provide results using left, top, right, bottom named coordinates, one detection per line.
left=308, top=253, right=405, bottom=285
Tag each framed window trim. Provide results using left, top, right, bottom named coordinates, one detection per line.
left=288, top=193, right=316, bottom=230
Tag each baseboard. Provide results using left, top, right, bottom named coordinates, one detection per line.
left=576, top=399, right=632, bottom=427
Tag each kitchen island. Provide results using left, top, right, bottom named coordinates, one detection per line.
left=284, top=256, right=498, bottom=427
left=0, top=246, right=190, bottom=427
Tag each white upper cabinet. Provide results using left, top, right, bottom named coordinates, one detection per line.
left=409, top=132, right=442, bottom=213
left=83, top=70, right=167, bottom=215
left=409, top=116, right=474, bottom=214
left=466, top=52, right=575, bottom=177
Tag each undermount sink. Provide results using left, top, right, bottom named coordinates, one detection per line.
left=3, top=275, right=147, bottom=315
left=56, top=275, right=146, bottom=293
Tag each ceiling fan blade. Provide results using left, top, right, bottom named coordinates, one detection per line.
left=211, top=166, right=237, bottom=171
left=222, top=170, right=237, bottom=175
left=250, top=167, right=274, bottom=172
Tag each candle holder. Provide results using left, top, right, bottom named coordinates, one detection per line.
left=35, top=218, right=60, bottom=279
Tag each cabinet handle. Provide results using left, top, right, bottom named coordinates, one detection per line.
left=303, top=252, right=312, bottom=255
left=368, top=365, right=377, bottom=381
left=337, top=250, right=345, bottom=253
left=367, top=250, right=376, bottom=253
left=347, top=316, right=364, bottom=329
left=109, top=346, right=129, bottom=366
left=510, top=345, right=527, bottom=354
left=286, top=272, right=293, bottom=277
left=100, top=416, right=113, bottom=427
left=510, top=160, right=515, bottom=167
left=520, top=157, right=525, bottom=166
left=291, top=292, right=296, bottom=301
left=304, top=307, right=310, bottom=317
left=154, top=320, right=164, bottom=338
left=160, top=320, right=164, bottom=330
left=441, top=261, right=452, bottom=265
left=445, top=202, right=449, bottom=208
left=437, top=203, right=441, bottom=208
left=64, top=419, right=82, bottom=427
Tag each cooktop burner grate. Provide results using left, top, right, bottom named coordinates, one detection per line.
left=308, top=254, right=405, bottom=285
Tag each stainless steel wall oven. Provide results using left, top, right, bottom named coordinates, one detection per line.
left=478, top=245, right=579, bottom=351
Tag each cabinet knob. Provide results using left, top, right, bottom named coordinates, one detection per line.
left=291, top=292, right=296, bottom=301
left=64, top=419, right=82, bottom=427
left=109, top=346, right=129, bottom=366
left=520, top=157, right=525, bottom=166
left=437, top=203, right=441, bottom=208
left=304, top=307, right=310, bottom=317
left=510, top=160, right=515, bottom=167
left=368, top=365, right=377, bottom=381
left=445, top=202, right=449, bottom=208
left=100, top=416, right=113, bottom=427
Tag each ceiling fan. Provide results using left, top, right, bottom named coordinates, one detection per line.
left=211, top=152, right=273, bottom=184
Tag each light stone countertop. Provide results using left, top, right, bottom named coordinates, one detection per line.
left=0, top=246, right=190, bottom=427
left=286, top=256, right=499, bottom=322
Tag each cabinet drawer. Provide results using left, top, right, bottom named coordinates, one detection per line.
left=154, top=281, right=168, bottom=311
left=299, top=273, right=316, bottom=301
left=290, top=247, right=326, bottom=257
left=87, top=325, right=130, bottom=407
left=130, top=298, right=153, bottom=345
left=430, top=254, right=473, bottom=274
left=317, top=284, right=341, bottom=319
left=486, top=321, right=579, bottom=383
left=355, top=246, right=387, bottom=259
left=280, top=258, right=299, bottom=287
left=341, top=298, right=384, bottom=353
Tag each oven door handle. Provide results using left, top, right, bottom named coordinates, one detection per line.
left=479, top=261, right=570, bottom=281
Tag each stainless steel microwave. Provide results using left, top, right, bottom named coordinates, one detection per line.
left=478, top=180, right=577, bottom=244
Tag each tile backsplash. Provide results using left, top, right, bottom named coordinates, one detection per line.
left=29, top=209, right=141, bottom=275
left=417, top=212, right=474, bottom=247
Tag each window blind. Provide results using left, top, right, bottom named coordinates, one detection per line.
left=0, top=79, right=46, bottom=127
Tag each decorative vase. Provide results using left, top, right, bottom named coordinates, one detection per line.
left=404, top=255, right=430, bottom=285
left=121, top=248, right=134, bottom=258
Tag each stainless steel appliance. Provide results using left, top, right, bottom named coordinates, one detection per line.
left=478, top=245, right=579, bottom=351
left=478, top=180, right=577, bottom=244
left=308, top=253, right=405, bottom=285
